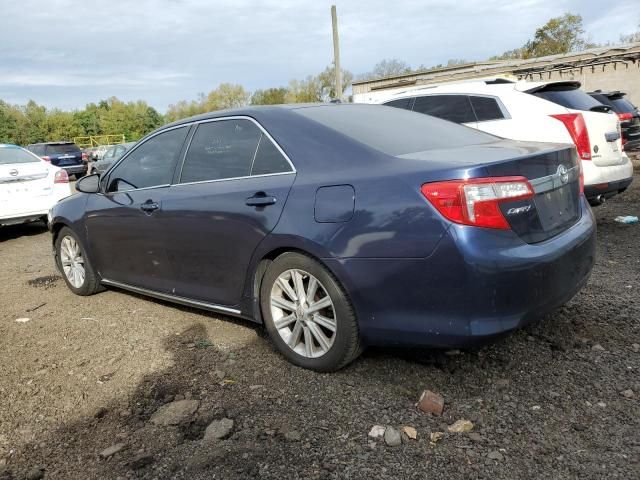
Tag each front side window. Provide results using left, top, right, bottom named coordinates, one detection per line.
left=412, top=95, right=476, bottom=124
left=470, top=96, right=505, bottom=122
left=107, top=126, right=189, bottom=192
left=180, top=119, right=263, bottom=183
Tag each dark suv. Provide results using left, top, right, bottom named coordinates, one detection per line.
left=26, top=142, right=87, bottom=178
left=588, top=90, right=640, bottom=151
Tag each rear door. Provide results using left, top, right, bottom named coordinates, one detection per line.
left=85, top=126, right=190, bottom=291
left=161, top=117, right=295, bottom=307
left=46, top=143, right=83, bottom=167
left=530, top=85, right=624, bottom=166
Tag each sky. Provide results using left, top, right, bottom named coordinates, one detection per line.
left=0, top=0, right=637, bottom=112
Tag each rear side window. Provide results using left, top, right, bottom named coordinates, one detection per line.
left=107, top=126, right=189, bottom=192
left=250, top=134, right=293, bottom=176
left=46, top=143, right=81, bottom=155
left=0, top=147, right=40, bottom=165
left=180, top=119, right=262, bottom=183
left=383, top=98, right=413, bottom=110
left=470, top=96, right=505, bottom=122
left=412, top=95, right=476, bottom=124
left=532, top=87, right=604, bottom=111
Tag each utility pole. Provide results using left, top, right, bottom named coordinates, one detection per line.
left=331, top=5, right=342, bottom=101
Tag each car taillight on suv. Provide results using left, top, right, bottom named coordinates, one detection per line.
left=421, top=176, right=534, bottom=230
left=42, top=155, right=51, bottom=163
left=550, top=113, right=591, bottom=161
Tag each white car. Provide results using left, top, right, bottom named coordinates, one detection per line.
left=0, top=144, right=73, bottom=227
left=367, top=78, right=633, bottom=205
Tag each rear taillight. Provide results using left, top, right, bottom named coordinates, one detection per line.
left=617, top=112, right=633, bottom=122
left=421, top=176, right=534, bottom=230
left=42, top=155, right=51, bottom=163
left=54, top=169, right=69, bottom=184
left=551, top=113, right=591, bottom=161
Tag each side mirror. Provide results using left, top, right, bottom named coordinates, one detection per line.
left=76, top=173, right=101, bottom=194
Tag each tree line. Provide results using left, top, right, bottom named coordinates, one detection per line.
left=1, top=13, right=637, bottom=147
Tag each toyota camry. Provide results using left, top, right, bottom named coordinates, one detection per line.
left=48, top=104, right=596, bottom=371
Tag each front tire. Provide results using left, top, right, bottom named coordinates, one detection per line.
left=260, top=252, right=361, bottom=371
left=55, top=226, right=103, bottom=296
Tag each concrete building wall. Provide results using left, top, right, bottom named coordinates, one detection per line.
left=522, top=62, right=640, bottom=104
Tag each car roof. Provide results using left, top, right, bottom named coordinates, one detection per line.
left=587, top=90, right=626, bottom=99
left=380, top=78, right=583, bottom=101
left=0, top=143, right=21, bottom=148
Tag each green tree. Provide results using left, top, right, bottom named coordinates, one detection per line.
left=523, top=13, right=595, bottom=58
left=317, top=65, right=354, bottom=100
left=205, top=83, right=250, bottom=111
left=251, top=87, right=288, bottom=105
left=359, top=59, right=412, bottom=80
left=284, top=76, right=323, bottom=103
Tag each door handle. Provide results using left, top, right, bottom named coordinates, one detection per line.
left=140, top=200, right=160, bottom=213
left=246, top=193, right=277, bottom=207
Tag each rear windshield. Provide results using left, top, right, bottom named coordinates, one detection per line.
left=532, top=87, right=605, bottom=111
left=0, top=147, right=40, bottom=165
left=46, top=143, right=80, bottom=155
left=293, top=104, right=496, bottom=156
left=609, top=97, right=637, bottom=113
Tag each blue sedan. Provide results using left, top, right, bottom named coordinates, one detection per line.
left=48, top=104, right=595, bottom=371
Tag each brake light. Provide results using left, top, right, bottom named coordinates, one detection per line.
left=54, top=169, right=69, bottom=184
left=42, top=155, right=51, bottom=163
left=421, top=176, right=534, bottom=230
left=617, top=112, right=633, bottom=122
left=551, top=113, right=591, bottom=160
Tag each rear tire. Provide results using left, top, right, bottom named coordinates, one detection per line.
left=260, top=252, right=361, bottom=371
left=55, top=226, right=103, bottom=296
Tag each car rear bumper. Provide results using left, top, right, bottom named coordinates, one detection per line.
left=325, top=197, right=596, bottom=348
left=60, top=164, right=87, bottom=175
left=584, top=176, right=633, bottom=202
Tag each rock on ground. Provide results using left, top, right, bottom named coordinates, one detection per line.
left=149, top=399, right=200, bottom=426
left=203, top=418, right=234, bottom=441
left=383, top=427, right=402, bottom=447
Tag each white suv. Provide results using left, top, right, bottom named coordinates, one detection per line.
left=366, top=79, right=633, bottom=205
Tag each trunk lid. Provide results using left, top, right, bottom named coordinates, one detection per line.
left=45, top=143, right=83, bottom=167
left=401, top=141, right=581, bottom=243
left=0, top=162, right=53, bottom=202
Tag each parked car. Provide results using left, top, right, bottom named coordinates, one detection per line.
left=91, top=142, right=136, bottom=174
left=375, top=79, right=633, bottom=205
left=1, top=144, right=72, bottom=227
left=588, top=90, right=640, bottom=151
left=49, top=104, right=595, bottom=371
left=26, top=141, right=87, bottom=179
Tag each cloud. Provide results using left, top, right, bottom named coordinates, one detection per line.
left=0, top=0, right=635, bottom=111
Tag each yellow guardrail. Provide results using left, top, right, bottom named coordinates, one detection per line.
left=73, top=134, right=126, bottom=149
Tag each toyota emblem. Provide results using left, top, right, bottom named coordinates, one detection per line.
left=557, top=165, right=569, bottom=184
left=9, top=169, right=18, bottom=176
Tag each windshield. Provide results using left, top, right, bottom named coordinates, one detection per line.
left=0, top=147, right=41, bottom=165
left=293, top=104, right=496, bottom=156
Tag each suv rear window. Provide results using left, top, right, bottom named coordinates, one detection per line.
left=531, top=86, right=605, bottom=111
left=609, top=97, right=637, bottom=113
left=46, top=143, right=81, bottom=155
left=293, top=104, right=495, bottom=156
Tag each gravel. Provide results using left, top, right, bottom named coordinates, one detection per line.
left=0, top=171, right=638, bottom=479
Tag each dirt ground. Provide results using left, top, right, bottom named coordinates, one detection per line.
left=1, top=173, right=639, bottom=480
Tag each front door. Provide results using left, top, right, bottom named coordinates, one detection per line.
left=161, top=118, right=296, bottom=307
left=85, top=126, right=190, bottom=292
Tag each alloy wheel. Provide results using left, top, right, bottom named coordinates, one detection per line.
left=60, top=235, right=85, bottom=288
left=270, top=269, right=337, bottom=358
